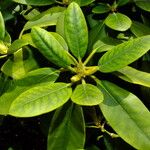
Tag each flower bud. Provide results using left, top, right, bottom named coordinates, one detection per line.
left=0, top=41, right=8, bottom=54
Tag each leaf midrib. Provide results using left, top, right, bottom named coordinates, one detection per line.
left=100, top=37, right=149, bottom=68
left=15, top=84, right=69, bottom=106
left=34, top=29, right=70, bottom=66
left=113, top=13, right=123, bottom=29
left=100, top=82, right=150, bottom=141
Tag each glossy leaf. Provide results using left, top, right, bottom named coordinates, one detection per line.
left=31, top=27, right=75, bottom=67
left=93, top=40, right=114, bottom=53
left=48, top=102, right=85, bottom=149
left=71, top=84, right=103, bottom=106
left=99, top=35, right=150, bottom=72
left=65, top=2, right=88, bottom=59
left=105, top=13, right=132, bottom=31
left=1, top=48, right=38, bottom=79
left=97, top=80, right=150, bottom=150
left=75, top=0, right=95, bottom=6
left=8, top=39, right=29, bottom=54
left=21, top=6, right=65, bottom=34
left=92, top=3, right=110, bottom=14
left=23, top=8, right=40, bottom=21
left=70, top=0, right=95, bottom=6
left=3, top=31, right=11, bottom=44
left=117, top=0, right=129, bottom=6
left=31, top=6, right=65, bottom=21
left=51, top=32, right=68, bottom=51
left=130, top=21, right=150, bottom=37
left=94, top=37, right=121, bottom=53
left=13, top=0, right=55, bottom=6
left=88, top=21, right=106, bottom=52
left=9, top=83, right=72, bottom=117
left=135, top=0, right=150, bottom=12
left=22, top=32, right=68, bottom=51
left=23, top=13, right=61, bottom=31
left=16, top=67, right=59, bottom=86
left=21, top=34, right=36, bottom=48
left=56, top=12, right=65, bottom=39
left=0, top=75, right=11, bottom=96
left=0, top=67, right=59, bottom=115
left=117, top=66, right=150, bottom=87
left=81, top=0, right=95, bottom=6
left=0, top=12, right=5, bottom=40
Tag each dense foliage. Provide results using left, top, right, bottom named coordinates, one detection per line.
left=0, top=0, right=150, bottom=150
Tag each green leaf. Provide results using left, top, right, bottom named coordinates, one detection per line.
left=22, top=8, right=40, bottom=21
left=3, top=31, right=11, bottom=44
left=72, top=0, right=95, bottom=6
left=9, top=83, right=72, bottom=117
left=97, top=80, right=150, bottom=150
left=1, top=48, right=38, bottom=79
left=0, top=75, right=11, bottom=96
left=117, top=0, right=129, bottom=6
left=99, top=35, right=150, bottom=72
left=117, top=66, right=150, bottom=87
left=50, top=32, right=68, bottom=51
left=31, top=6, right=65, bottom=21
left=13, top=0, right=55, bottom=6
left=23, top=13, right=61, bottom=31
left=64, top=2, right=88, bottom=59
left=80, top=0, right=95, bottom=6
left=88, top=21, right=106, bottom=52
left=130, top=21, right=150, bottom=37
left=71, top=83, right=103, bottom=106
left=105, top=13, right=132, bottom=31
left=103, top=135, right=114, bottom=150
left=20, top=6, right=65, bottom=36
left=22, top=32, right=68, bottom=51
left=8, top=39, right=29, bottom=54
left=56, top=12, right=65, bottom=38
left=31, top=27, right=75, bottom=67
left=87, top=14, right=99, bottom=28
left=0, top=67, right=59, bottom=115
left=16, top=67, right=59, bottom=86
left=94, top=37, right=121, bottom=53
left=48, top=102, right=85, bottom=149
left=135, top=0, right=150, bottom=12
left=92, top=3, right=110, bottom=14
left=21, top=34, right=36, bottom=48
left=94, top=40, right=114, bottom=53
left=0, top=12, right=5, bottom=40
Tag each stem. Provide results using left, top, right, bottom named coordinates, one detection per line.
left=90, top=75, right=101, bottom=83
left=101, top=123, right=119, bottom=138
left=87, top=122, right=119, bottom=138
left=82, top=79, right=86, bottom=84
left=19, top=29, right=24, bottom=39
left=83, top=47, right=98, bottom=65
left=67, top=66, right=76, bottom=73
left=67, top=52, right=78, bottom=65
left=55, top=0, right=63, bottom=4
